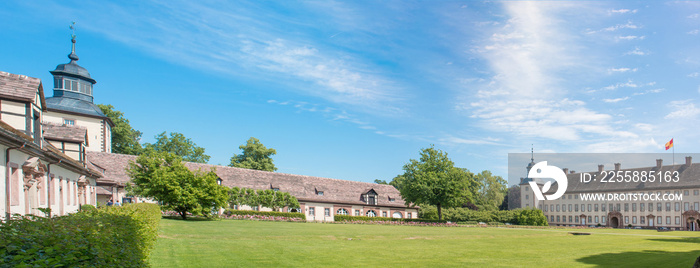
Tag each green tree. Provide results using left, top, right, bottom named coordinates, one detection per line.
left=228, top=187, right=299, bottom=211
left=474, top=170, right=508, bottom=211
left=126, top=151, right=227, bottom=220
left=229, top=137, right=277, bottom=171
left=374, top=179, right=388, bottom=184
left=399, top=145, right=476, bottom=221
left=98, top=104, right=143, bottom=155
left=144, top=132, right=210, bottom=163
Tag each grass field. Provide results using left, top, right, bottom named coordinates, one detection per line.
left=150, top=218, right=700, bottom=267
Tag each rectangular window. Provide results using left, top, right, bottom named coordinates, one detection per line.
left=563, top=216, right=566, bottom=223
left=64, top=119, right=75, bottom=126
left=695, top=190, right=699, bottom=196
left=568, top=204, right=572, bottom=212
left=309, top=207, right=315, bottom=216
left=595, top=216, right=599, bottom=223
left=685, top=202, right=690, bottom=211
left=632, top=216, right=637, bottom=224
left=588, top=216, right=592, bottom=223
left=648, top=203, right=653, bottom=212
left=625, top=216, right=629, bottom=224
left=324, top=208, right=330, bottom=217
left=562, top=205, right=566, bottom=212
left=632, top=203, right=636, bottom=212
left=695, top=202, right=699, bottom=211
left=641, top=217, right=645, bottom=225
left=684, top=190, right=690, bottom=196
left=675, top=216, right=680, bottom=225
left=624, top=203, right=629, bottom=212
left=616, top=204, right=621, bottom=211
left=609, top=204, right=613, bottom=212
left=594, top=204, right=599, bottom=212
left=588, top=204, right=592, bottom=212
left=666, top=216, right=671, bottom=224
left=556, top=205, right=560, bottom=212
left=355, top=210, right=360, bottom=216
left=557, top=216, right=560, bottom=222
left=601, top=203, right=606, bottom=212
left=568, top=216, right=572, bottom=223
left=407, top=212, right=412, bottom=218
left=544, top=205, right=547, bottom=212
left=575, top=204, right=579, bottom=212
left=575, top=216, right=579, bottom=223
left=657, top=216, right=662, bottom=224
left=640, top=203, right=645, bottom=212
left=54, top=77, right=62, bottom=89
left=602, top=216, right=606, bottom=224
left=382, top=211, right=387, bottom=217
left=525, top=194, right=529, bottom=200
left=675, top=202, right=680, bottom=211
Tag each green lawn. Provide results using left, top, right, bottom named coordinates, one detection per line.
left=151, top=218, right=700, bottom=267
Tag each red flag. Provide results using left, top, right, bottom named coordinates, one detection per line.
left=665, top=138, right=673, bottom=150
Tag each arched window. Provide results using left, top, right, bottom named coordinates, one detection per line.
left=392, top=212, right=403, bottom=218
left=337, top=208, right=349, bottom=215
left=366, top=210, right=377, bottom=217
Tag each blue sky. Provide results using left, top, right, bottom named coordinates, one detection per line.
left=1, top=1, right=699, bottom=185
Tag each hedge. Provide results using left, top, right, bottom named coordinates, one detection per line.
left=0, top=203, right=161, bottom=267
left=223, top=209, right=305, bottom=220
left=334, top=215, right=447, bottom=223
left=419, top=206, right=548, bottom=226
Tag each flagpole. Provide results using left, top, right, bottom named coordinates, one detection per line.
left=673, top=139, right=675, bottom=165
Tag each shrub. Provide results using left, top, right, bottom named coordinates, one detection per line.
left=223, top=209, right=305, bottom=220
left=0, top=203, right=161, bottom=267
left=80, top=204, right=97, bottom=212
left=334, top=215, right=447, bottom=223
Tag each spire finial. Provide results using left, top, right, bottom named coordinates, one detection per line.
left=68, top=21, right=79, bottom=63
left=531, top=144, right=534, bottom=162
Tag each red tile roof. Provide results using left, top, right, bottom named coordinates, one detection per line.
left=87, top=152, right=412, bottom=208
left=42, top=123, right=87, bottom=143
left=0, top=71, right=43, bottom=102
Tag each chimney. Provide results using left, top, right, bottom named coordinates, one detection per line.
left=686, top=156, right=692, bottom=167
left=614, top=163, right=621, bottom=171
left=598, top=165, right=604, bottom=172
left=563, top=168, right=569, bottom=174
left=570, top=170, right=575, bottom=174
left=656, top=159, right=663, bottom=169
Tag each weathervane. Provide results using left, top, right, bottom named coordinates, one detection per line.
left=69, top=21, right=76, bottom=40
left=68, top=21, right=79, bottom=63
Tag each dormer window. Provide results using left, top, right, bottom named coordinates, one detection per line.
left=216, top=178, right=223, bottom=185
left=363, top=189, right=378, bottom=205
left=272, top=188, right=279, bottom=192
left=388, top=197, right=395, bottom=202
left=64, top=119, right=75, bottom=126
left=317, top=191, right=324, bottom=196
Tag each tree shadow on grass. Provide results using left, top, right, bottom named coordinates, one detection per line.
left=576, top=250, right=700, bottom=267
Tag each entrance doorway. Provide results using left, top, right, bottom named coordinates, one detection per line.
left=610, top=217, right=620, bottom=228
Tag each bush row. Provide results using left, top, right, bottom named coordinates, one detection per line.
left=0, top=203, right=161, bottom=267
left=334, top=215, right=447, bottom=223
left=419, top=206, right=548, bottom=226
left=223, top=209, right=306, bottom=220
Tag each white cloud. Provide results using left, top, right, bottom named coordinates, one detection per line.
left=625, top=47, right=647, bottom=56
left=602, top=80, right=654, bottom=90
left=688, top=72, right=700, bottom=78
left=602, top=21, right=640, bottom=32
left=635, top=123, right=653, bottom=132
left=665, top=100, right=700, bottom=119
left=616, top=35, right=645, bottom=40
left=610, top=9, right=638, bottom=14
left=688, top=29, right=700, bottom=35
left=608, top=67, right=638, bottom=73
left=689, top=13, right=699, bottom=19
left=632, top=88, right=665, bottom=96
left=438, top=135, right=502, bottom=146
left=603, top=97, right=629, bottom=103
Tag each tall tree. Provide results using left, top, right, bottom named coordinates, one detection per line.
left=98, top=104, right=143, bottom=155
left=507, top=185, right=521, bottom=210
left=126, top=151, right=228, bottom=220
left=474, top=170, right=508, bottom=211
left=374, top=179, right=388, bottom=184
left=144, top=132, right=210, bottom=163
left=399, top=146, right=476, bottom=221
left=229, top=137, right=277, bottom=171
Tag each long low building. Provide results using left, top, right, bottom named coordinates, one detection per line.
left=521, top=157, right=700, bottom=231
left=87, top=151, right=418, bottom=221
